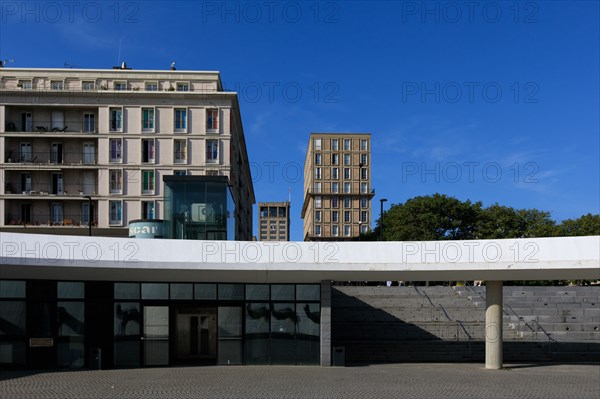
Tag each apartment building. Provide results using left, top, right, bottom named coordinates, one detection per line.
left=0, top=66, right=254, bottom=239
left=258, top=201, right=290, bottom=241
left=301, top=133, right=372, bottom=241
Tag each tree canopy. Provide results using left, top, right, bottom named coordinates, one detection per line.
left=363, top=194, right=600, bottom=241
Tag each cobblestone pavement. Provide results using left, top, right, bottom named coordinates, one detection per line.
left=1, top=363, right=599, bottom=399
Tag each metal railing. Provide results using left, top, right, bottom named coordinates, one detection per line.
left=4, top=151, right=97, bottom=165
left=4, top=121, right=98, bottom=134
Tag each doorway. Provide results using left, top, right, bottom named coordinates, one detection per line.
left=173, top=307, right=217, bottom=365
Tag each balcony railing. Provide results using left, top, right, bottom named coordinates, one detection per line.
left=4, top=151, right=98, bottom=165
left=5, top=212, right=97, bottom=227
left=4, top=121, right=98, bottom=134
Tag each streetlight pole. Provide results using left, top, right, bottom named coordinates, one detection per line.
left=379, top=198, right=388, bottom=241
left=84, top=196, right=92, bottom=236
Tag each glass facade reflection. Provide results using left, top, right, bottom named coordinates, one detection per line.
left=0, top=280, right=321, bottom=369
left=163, top=176, right=235, bottom=240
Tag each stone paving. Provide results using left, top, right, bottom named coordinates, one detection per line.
left=1, top=363, right=599, bottom=399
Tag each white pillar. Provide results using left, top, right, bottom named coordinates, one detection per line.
left=485, top=281, right=503, bottom=369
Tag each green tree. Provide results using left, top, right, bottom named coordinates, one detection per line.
left=558, top=213, right=600, bottom=236
left=376, top=194, right=483, bottom=241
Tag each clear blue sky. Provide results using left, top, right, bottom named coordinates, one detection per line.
left=1, top=1, right=598, bottom=240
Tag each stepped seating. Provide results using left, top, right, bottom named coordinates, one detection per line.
left=332, top=285, right=600, bottom=363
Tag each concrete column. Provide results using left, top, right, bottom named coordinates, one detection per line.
left=320, top=280, right=332, bottom=366
left=485, top=281, right=503, bottom=369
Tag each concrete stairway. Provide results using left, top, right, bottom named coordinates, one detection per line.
left=332, top=285, right=600, bottom=364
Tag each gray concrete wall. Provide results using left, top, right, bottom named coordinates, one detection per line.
left=332, top=285, right=599, bottom=364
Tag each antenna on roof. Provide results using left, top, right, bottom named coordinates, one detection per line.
left=170, top=61, right=176, bottom=71
left=64, top=62, right=81, bottom=68
left=0, top=59, right=15, bottom=68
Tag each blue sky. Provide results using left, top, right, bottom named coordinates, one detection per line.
left=1, top=1, right=598, bottom=240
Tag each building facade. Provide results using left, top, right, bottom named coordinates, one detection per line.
left=258, top=201, right=290, bottom=241
left=0, top=67, right=254, bottom=240
left=301, top=133, right=372, bottom=241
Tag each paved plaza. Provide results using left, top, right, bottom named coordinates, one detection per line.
left=1, top=363, right=599, bottom=399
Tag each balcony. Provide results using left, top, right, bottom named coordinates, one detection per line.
left=4, top=151, right=98, bottom=166
left=4, top=120, right=98, bottom=135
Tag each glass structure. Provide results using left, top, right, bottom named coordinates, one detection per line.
left=163, top=176, right=235, bottom=240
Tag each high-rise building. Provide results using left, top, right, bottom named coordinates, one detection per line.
left=258, top=201, right=290, bottom=241
left=301, top=133, right=372, bottom=241
left=0, top=66, right=255, bottom=239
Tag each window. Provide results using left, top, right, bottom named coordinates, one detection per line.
left=51, top=203, right=63, bottom=225
left=114, top=81, right=127, bottom=91
left=206, top=140, right=219, bottom=163
left=361, top=168, right=368, bottom=180
left=174, top=108, right=187, bottom=131
left=361, top=197, right=368, bottom=208
left=344, top=225, right=351, bottom=237
left=331, top=153, right=339, bottom=165
left=20, top=142, right=32, bottom=162
left=50, top=142, right=63, bottom=163
left=332, top=225, right=339, bottom=236
left=361, top=182, right=368, bottom=193
left=344, top=154, right=351, bottom=166
left=344, top=211, right=351, bottom=223
left=343, top=182, right=351, bottom=193
left=315, top=167, right=322, bottom=179
left=344, top=196, right=351, bottom=208
left=174, top=170, right=187, bottom=176
left=142, top=108, right=155, bottom=131
left=109, top=169, right=123, bottom=194
left=314, top=182, right=322, bottom=193
left=20, top=172, right=31, bottom=192
left=332, top=139, right=339, bottom=150
left=142, top=139, right=155, bottom=163
left=343, top=139, right=351, bottom=151
left=360, top=139, right=368, bottom=151
left=206, top=109, right=219, bottom=131
left=361, top=154, right=368, bottom=165
left=332, top=211, right=339, bottom=222
left=315, top=196, right=322, bottom=209
left=332, top=167, right=339, bottom=179
left=82, top=81, right=95, bottom=91
left=315, top=211, right=322, bottom=222
left=315, top=225, right=322, bottom=236
left=110, top=108, right=123, bottom=132
left=360, top=224, right=368, bottom=234
left=332, top=182, right=339, bottom=193
left=314, top=138, right=322, bottom=150
left=51, top=81, right=63, bottom=90
left=176, top=82, right=189, bottom=92
left=109, top=139, right=122, bottom=163
left=83, top=113, right=95, bottom=133
left=109, top=201, right=123, bottom=225
left=145, top=82, right=158, bottom=91
left=82, top=142, right=95, bottom=164
left=174, top=139, right=187, bottom=163
left=331, top=196, right=339, bottom=209
left=361, top=211, right=368, bottom=223
left=18, top=80, right=32, bottom=90
left=344, top=168, right=351, bottom=180
left=142, top=170, right=155, bottom=194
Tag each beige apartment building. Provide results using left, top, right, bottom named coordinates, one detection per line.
left=0, top=66, right=254, bottom=238
left=301, top=133, right=372, bottom=241
left=258, top=201, right=290, bottom=241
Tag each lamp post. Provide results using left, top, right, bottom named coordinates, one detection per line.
left=84, top=196, right=92, bottom=236
left=379, top=198, right=388, bottom=241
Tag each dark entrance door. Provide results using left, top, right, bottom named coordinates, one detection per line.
left=173, top=307, right=217, bottom=365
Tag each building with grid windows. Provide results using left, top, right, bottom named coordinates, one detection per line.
left=0, top=66, right=254, bottom=240
left=301, top=133, right=373, bottom=241
left=258, top=201, right=291, bottom=241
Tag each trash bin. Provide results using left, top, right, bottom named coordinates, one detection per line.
left=89, top=348, right=101, bottom=370
left=332, top=346, right=345, bottom=366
